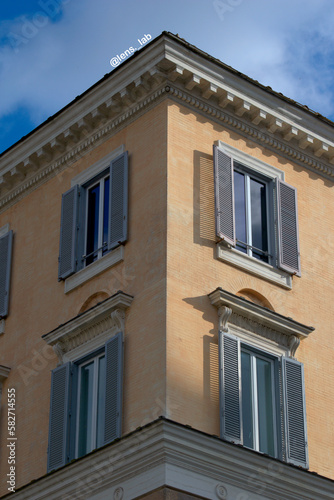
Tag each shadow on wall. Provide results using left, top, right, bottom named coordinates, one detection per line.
left=193, top=150, right=216, bottom=248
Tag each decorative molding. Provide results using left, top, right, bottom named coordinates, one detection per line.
left=218, top=306, right=232, bottom=332
left=209, top=287, right=314, bottom=356
left=42, top=291, right=133, bottom=363
left=7, top=419, right=334, bottom=500
left=64, top=245, right=124, bottom=293
left=166, top=85, right=334, bottom=180
left=217, top=243, right=292, bottom=290
left=2, top=33, right=334, bottom=215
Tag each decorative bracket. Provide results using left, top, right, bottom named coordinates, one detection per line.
left=218, top=306, right=232, bottom=332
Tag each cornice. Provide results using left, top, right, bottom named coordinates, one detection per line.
left=42, top=291, right=133, bottom=363
left=209, top=288, right=314, bottom=344
left=1, top=34, right=334, bottom=212
left=5, top=419, right=333, bottom=500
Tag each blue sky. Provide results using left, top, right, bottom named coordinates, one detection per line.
left=1, top=0, right=334, bottom=154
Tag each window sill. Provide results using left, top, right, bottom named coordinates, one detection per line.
left=217, top=243, right=292, bottom=289
left=64, top=245, right=124, bottom=293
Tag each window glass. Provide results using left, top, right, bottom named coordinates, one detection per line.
left=86, top=184, right=100, bottom=265
left=241, top=348, right=276, bottom=457
left=96, top=355, right=106, bottom=448
left=250, top=178, right=268, bottom=262
left=77, top=353, right=106, bottom=458
left=233, top=166, right=269, bottom=263
left=77, top=361, right=94, bottom=457
left=256, top=357, right=275, bottom=455
left=241, top=351, right=253, bottom=448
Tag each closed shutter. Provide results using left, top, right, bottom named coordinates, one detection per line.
left=283, top=358, right=308, bottom=468
left=58, top=185, right=79, bottom=280
left=219, top=331, right=241, bottom=444
left=104, top=332, right=123, bottom=445
left=47, top=363, right=71, bottom=472
left=0, top=230, right=13, bottom=318
left=213, top=145, right=235, bottom=246
left=277, top=180, right=300, bottom=276
left=108, top=152, right=128, bottom=250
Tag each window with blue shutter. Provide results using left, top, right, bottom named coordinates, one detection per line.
left=47, top=333, right=123, bottom=472
left=213, top=144, right=300, bottom=276
left=58, top=152, right=128, bottom=280
left=219, top=331, right=308, bottom=469
left=0, top=230, right=13, bottom=318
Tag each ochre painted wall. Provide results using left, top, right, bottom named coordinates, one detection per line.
left=0, top=101, right=168, bottom=494
left=165, top=102, right=334, bottom=480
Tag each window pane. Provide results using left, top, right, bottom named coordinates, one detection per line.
left=250, top=178, right=268, bottom=262
left=77, top=361, right=94, bottom=457
left=241, top=351, right=253, bottom=449
left=86, top=184, right=100, bottom=265
left=96, top=355, right=106, bottom=448
left=234, top=171, right=247, bottom=253
left=256, top=357, right=275, bottom=456
left=102, top=177, right=110, bottom=255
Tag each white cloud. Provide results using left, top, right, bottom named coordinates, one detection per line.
left=1, top=0, right=334, bottom=149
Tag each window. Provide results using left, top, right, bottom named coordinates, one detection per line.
left=58, top=151, right=128, bottom=281
left=213, top=143, right=300, bottom=286
left=241, top=347, right=278, bottom=457
left=76, top=351, right=106, bottom=458
left=210, top=288, right=311, bottom=469
left=220, top=332, right=308, bottom=467
left=47, top=333, right=123, bottom=472
left=234, top=167, right=269, bottom=263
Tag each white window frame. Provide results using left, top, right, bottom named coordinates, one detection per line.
left=75, top=351, right=105, bottom=458
left=240, top=345, right=278, bottom=458
left=215, top=141, right=292, bottom=289
left=84, top=172, right=110, bottom=265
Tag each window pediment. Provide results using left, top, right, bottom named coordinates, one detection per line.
left=209, top=287, right=313, bottom=357
left=42, top=291, right=133, bottom=363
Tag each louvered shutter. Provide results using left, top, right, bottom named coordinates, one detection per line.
left=277, top=180, right=300, bottom=276
left=282, top=358, right=308, bottom=468
left=108, top=152, right=128, bottom=250
left=58, top=185, right=79, bottom=280
left=213, top=145, right=235, bottom=246
left=104, top=332, right=123, bottom=445
left=47, top=363, right=71, bottom=472
left=219, top=331, right=241, bottom=444
left=0, top=230, right=13, bottom=318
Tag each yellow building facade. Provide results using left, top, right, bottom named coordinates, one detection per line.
left=0, top=32, right=333, bottom=499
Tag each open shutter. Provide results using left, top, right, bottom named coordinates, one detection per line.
left=219, top=331, right=241, bottom=444
left=213, top=145, right=235, bottom=246
left=282, top=358, right=308, bottom=468
left=58, top=185, right=79, bottom=280
left=104, top=332, right=123, bottom=445
left=277, top=180, right=300, bottom=276
left=0, top=230, right=13, bottom=317
left=47, top=363, right=71, bottom=472
left=108, top=152, right=128, bottom=250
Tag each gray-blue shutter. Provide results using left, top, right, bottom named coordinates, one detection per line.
left=0, top=230, right=13, bottom=318
left=219, top=331, right=242, bottom=444
left=213, top=145, right=235, bottom=246
left=47, top=363, right=71, bottom=472
left=108, top=152, right=128, bottom=250
left=58, top=185, right=79, bottom=280
left=104, top=332, right=123, bottom=445
left=282, top=358, right=308, bottom=468
left=277, top=180, right=300, bottom=276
